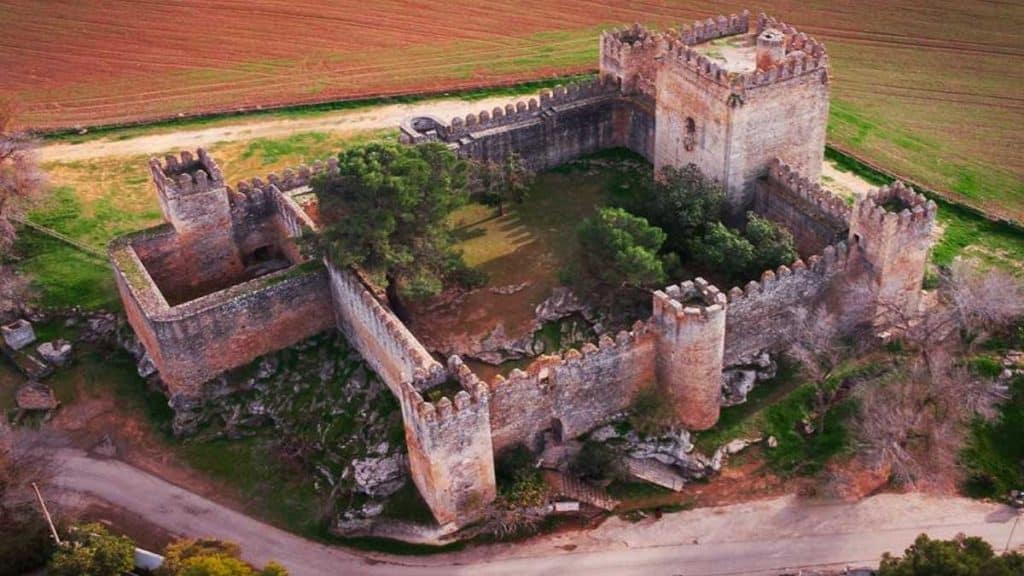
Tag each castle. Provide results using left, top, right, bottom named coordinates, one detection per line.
left=109, top=12, right=936, bottom=529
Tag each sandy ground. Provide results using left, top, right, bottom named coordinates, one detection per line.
left=39, top=96, right=518, bottom=163
left=52, top=448, right=1024, bottom=576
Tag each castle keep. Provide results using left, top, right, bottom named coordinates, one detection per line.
left=110, top=12, right=936, bottom=529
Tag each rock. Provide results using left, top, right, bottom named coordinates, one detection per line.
left=766, top=435, right=778, bottom=448
left=137, top=352, right=157, bottom=378
left=37, top=340, right=73, bottom=366
left=256, top=357, right=278, bottom=380
left=721, top=369, right=757, bottom=406
left=589, top=424, right=620, bottom=442
left=360, top=501, right=385, bottom=518
left=534, top=287, right=585, bottom=323
left=2, top=319, right=36, bottom=351
left=1000, top=369, right=1014, bottom=380
left=352, top=454, right=408, bottom=498
left=723, top=438, right=756, bottom=455
left=490, top=282, right=530, bottom=295
left=16, top=382, right=58, bottom=411
left=82, top=314, right=116, bottom=342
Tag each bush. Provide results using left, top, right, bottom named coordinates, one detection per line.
left=628, top=386, right=676, bottom=438
left=961, top=375, right=1024, bottom=498
left=762, top=384, right=855, bottom=476
left=0, top=512, right=57, bottom=576
left=571, top=441, right=624, bottom=482
left=878, top=533, right=1024, bottom=575
left=48, top=523, right=135, bottom=576
left=494, top=444, right=547, bottom=508
left=692, top=222, right=754, bottom=277
left=158, top=538, right=289, bottom=576
left=744, top=212, right=797, bottom=275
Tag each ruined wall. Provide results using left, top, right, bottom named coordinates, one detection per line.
left=653, top=280, right=727, bottom=430
left=111, top=232, right=335, bottom=398
left=487, top=325, right=656, bottom=454
left=325, top=263, right=445, bottom=395
left=754, top=158, right=850, bottom=255
left=723, top=243, right=850, bottom=366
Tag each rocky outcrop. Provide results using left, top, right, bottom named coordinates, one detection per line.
left=721, top=351, right=777, bottom=406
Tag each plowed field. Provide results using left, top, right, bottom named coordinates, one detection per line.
left=2, top=1, right=1022, bottom=218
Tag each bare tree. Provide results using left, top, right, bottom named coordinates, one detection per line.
left=0, top=266, right=33, bottom=322
left=0, top=98, right=46, bottom=251
left=947, top=258, right=1024, bottom=340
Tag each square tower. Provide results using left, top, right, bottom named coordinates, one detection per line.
left=653, top=13, right=830, bottom=213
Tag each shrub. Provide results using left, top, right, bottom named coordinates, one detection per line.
left=744, top=212, right=797, bottom=274
left=961, top=375, right=1024, bottom=498
left=878, top=533, right=1024, bottom=575
left=495, top=444, right=547, bottom=509
left=571, top=440, right=624, bottom=482
left=628, top=385, right=676, bottom=438
left=47, top=523, right=135, bottom=576
left=692, top=222, right=754, bottom=277
left=158, top=538, right=289, bottom=576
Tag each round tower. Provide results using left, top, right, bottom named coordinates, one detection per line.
left=653, top=278, right=727, bottom=430
left=756, top=28, right=785, bottom=71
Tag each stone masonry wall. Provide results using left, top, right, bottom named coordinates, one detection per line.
left=111, top=230, right=335, bottom=399
left=487, top=323, right=656, bottom=454
left=325, top=263, right=445, bottom=395
left=723, top=242, right=850, bottom=366
left=754, top=158, right=850, bottom=255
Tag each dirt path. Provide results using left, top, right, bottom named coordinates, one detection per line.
left=52, top=448, right=1024, bottom=576
left=39, top=96, right=518, bottom=163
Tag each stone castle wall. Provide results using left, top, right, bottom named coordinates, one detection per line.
left=487, top=324, right=657, bottom=454
left=324, top=263, right=446, bottom=394
left=754, top=158, right=850, bottom=255
left=724, top=242, right=850, bottom=366
left=111, top=229, right=335, bottom=398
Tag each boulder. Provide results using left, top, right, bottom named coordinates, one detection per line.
left=534, top=287, right=586, bottom=323
left=37, top=340, right=73, bottom=366
left=2, top=319, right=36, bottom=351
left=352, top=454, right=407, bottom=498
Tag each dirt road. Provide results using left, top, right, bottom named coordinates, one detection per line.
left=53, top=448, right=1023, bottom=576
left=38, top=96, right=517, bottom=163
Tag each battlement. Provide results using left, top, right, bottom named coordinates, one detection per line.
left=149, top=148, right=225, bottom=198
left=446, top=78, right=619, bottom=139
left=726, top=241, right=850, bottom=304
left=652, top=277, right=728, bottom=330
left=768, top=158, right=851, bottom=223
left=854, top=181, right=937, bottom=238
left=678, top=12, right=751, bottom=45
left=756, top=13, right=827, bottom=59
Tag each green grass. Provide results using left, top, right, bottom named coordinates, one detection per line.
left=12, top=230, right=118, bottom=310
left=693, top=359, right=802, bottom=453
left=961, top=375, right=1024, bottom=499
left=761, top=384, right=857, bottom=476
left=178, top=436, right=325, bottom=537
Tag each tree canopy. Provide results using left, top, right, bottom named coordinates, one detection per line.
left=577, top=207, right=668, bottom=292
left=158, top=538, right=288, bottom=576
left=313, top=141, right=476, bottom=300
left=47, top=522, right=135, bottom=576
left=878, top=533, right=1024, bottom=576
left=470, top=152, right=534, bottom=216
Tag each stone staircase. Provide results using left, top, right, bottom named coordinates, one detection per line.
left=624, top=457, right=687, bottom=492
left=543, top=470, right=619, bottom=511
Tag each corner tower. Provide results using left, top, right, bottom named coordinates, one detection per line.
left=148, top=149, right=244, bottom=289
left=654, top=13, right=829, bottom=213
left=848, top=182, right=937, bottom=325
left=652, top=278, right=727, bottom=430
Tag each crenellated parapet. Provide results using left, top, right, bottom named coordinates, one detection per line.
left=149, top=148, right=225, bottom=200
left=853, top=181, right=937, bottom=241
left=726, top=242, right=850, bottom=305
left=756, top=13, right=827, bottom=58
left=600, top=23, right=665, bottom=97
left=445, top=77, right=620, bottom=139
left=652, top=278, right=728, bottom=330
left=677, top=12, right=751, bottom=45
left=756, top=158, right=851, bottom=251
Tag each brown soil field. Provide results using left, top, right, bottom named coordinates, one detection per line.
left=2, top=1, right=1022, bottom=218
